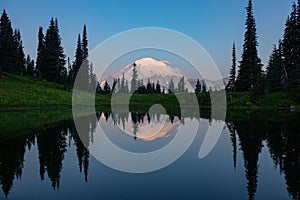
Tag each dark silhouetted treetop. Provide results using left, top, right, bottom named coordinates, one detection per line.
left=236, top=0, right=263, bottom=92
left=226, top=42, right=237, bottom=91
left=266, top=43, right=284, bottom=92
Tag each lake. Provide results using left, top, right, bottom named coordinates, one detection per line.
left=0, top=108, right=299, bottom=200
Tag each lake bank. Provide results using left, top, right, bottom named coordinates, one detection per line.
left=1, top=73, right=299, bottom=110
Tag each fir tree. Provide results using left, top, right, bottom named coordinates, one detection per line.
left=80, top=25, right=90, bottom=90
left=36, top=27, right=45, bottom=78
left=266, top=44, right=284, bottom=92
left=125, top=80, right=129, bottom=93
left=155, top=80, right=161, bottom=94
left=147, top=78, right=154, bottom=94
left=96, top=82, right=102, bottom=94
left=13, top=29, right=25, bottom=74
left=282, top=2, right=300, bottom=91
left=202, top=80, right=207, bottom=93
left=111, top=78, right=117, bottom=93
left=66, top=57, right=73, bottom=86
left=25, top=54, right=35, bottom=77
left=117, top=78, right=121, bottom=92
left=177, top=76, right=185, bottom=92
left=43, top=18, right=66, bottom=83
left=73, top=34, right=83, bottom=82
left=130, top=62, right=138, bottom=93
left=226, top=42, right=237, bottom=91
left=236, top=0, right=263, bottom=91
left=120, top=73, right=126, bottom=93
left=168, top=78, right=175, bottom=94
left=89, top=62, right=97, bottom=91
left=82, top=24, right=88, bottom=60
left=195, top=79, right=201, bottom=93
left=103, top=81, right=111, bottom=95
left=0, top=10, right=24, bottom=74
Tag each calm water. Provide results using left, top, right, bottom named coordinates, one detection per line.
left=0, top=109, right=299, bottom=200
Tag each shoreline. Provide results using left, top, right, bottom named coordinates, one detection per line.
left=0, top=105, right=298, bottom=112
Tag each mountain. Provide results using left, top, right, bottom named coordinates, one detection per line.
left=102, top=57, right=194, bottom=92
left=102, top=57, right=227, bottom=92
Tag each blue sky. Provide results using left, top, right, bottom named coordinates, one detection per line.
left=0, top=0, right=295, bottom=77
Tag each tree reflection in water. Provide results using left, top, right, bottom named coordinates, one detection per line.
left=0, top=109, right=299, bottom=199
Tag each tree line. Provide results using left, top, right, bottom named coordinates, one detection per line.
left=96, top=63, right=196, bottom=95
left=226, top=0, right=300, bottom=94
left=0, top=10, right=96, bottom=90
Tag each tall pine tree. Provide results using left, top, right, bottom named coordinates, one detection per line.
left=226, top=42, right=237, bottom=91
left=130, top=62, right=138, bottom=93
left=73, top=25, right=90, bottom=90
left=168, top=78, right=175, bottom=94
left=282, top=2, right=300, bottom=91
left=236, top=0, right=263, bottom=92
left=72, top=34, right=83, bottom=83
left=25, top=54, right=35, bottom=77
left=0, top=9, right=14, bottom=72
left=36, top=27, right=45, bottom=78
left=0, top=10, right=25, bottom=74
left=266, top=43, right=284, bottom=92
left=13, top=29, right=25, bottom=74
left=195, top=79, right=202, bottom=93
left=42, top=18, right=66, bottom=83
left=82, top=25, right=88, bottom=60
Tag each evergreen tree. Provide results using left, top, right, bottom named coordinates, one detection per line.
left=236, top=0, right=263, bottom=91
left=168, top=78, right=175, bottom=94
left=177, top=76, right=185, bottom=92
left=42, top=18, right=66, bottom=83
left=266, top=44, right=284, bottom=92
left=80, top=25, right=90, bottom=90
left=117, top=78, right=120, bottom=92
left=103, top=81, right=111, bottom=95
left=111, top=78, right=117, bottom=93
left=96, top=82, right=102, bottom=94
left=130, top=62, right=138, bottom=93
left=125, top=80, right=129, bottom=93
left=82, top=24, right=88, bottom=60
left=120, top=73, right=126, bottom=93
left=13, top=29, right=25, bottom=74
left=282, top=2, right=300, bottom=91
left=66, top=57, right=73, bottom=86
left=0, top=10, right=25, bottom=74
left=195, top=79, right=201, bottom=93
left=226, top=42, right=237, bottom=91
left=152, top=82, right=155, bottom=93
left=202, top=80, right=207, bottom=92
left=89, top=62, right=97, bottom=91
left=36, top=27, right=45, bottom=78
left=155, top=80, right=161, bottom=94
left=25, top=54, right=35, bottom=77
left=147, top=78, right=154, bottom=94
left=72, top=34, right=83, bottom=84
left=0, top=10, right=14, bottom=73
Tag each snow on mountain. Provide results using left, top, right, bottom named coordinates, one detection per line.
left=102, top=57, right=227, bottom=92
left=103, top=57, right=194, bottom=92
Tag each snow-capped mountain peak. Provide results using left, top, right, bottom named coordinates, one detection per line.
left=105, top=57, right=193, bottom=92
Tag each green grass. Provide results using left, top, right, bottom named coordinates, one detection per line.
left=0, top=72, right=299, bottom=110
left=0, top=72, right=107, bottom=108
left=226, top=91, right=300, bottom=108
left=0, top=109, right=73, bottom=139
left=0, top=73, right=72, bottom=108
